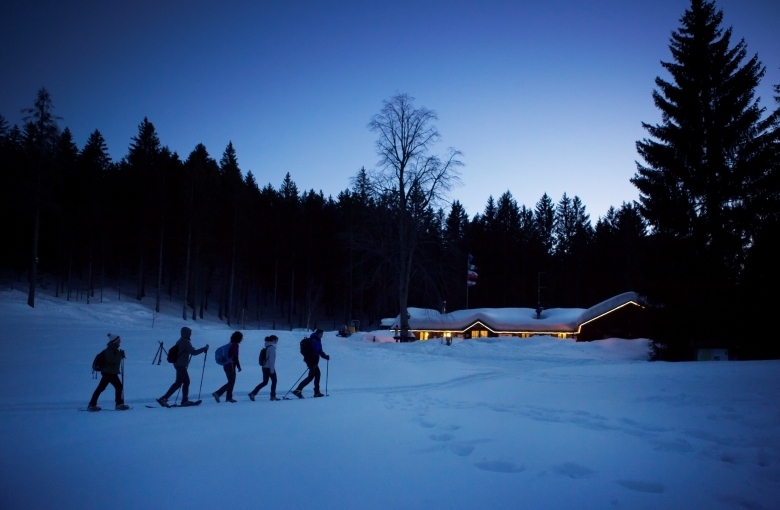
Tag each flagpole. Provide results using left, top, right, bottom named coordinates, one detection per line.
left=466, top=254, right=469, bottom=309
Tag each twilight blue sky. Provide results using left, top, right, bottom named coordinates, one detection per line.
left=2, top=0, right=778, bottom=221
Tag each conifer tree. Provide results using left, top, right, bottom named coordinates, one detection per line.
left=56, top=129, right=79, bottom=299
left=534, top=193, right=554, bottom=256
left=632, top=0, right=774, bottom=273
left=631, top=0, right=778, bottom=357
left=22, top=88, right=60, bottom=307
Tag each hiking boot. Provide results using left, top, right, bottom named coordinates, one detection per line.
left=248, top=392, right=256, bottom=401
left=115, top=404, right=130, bottom=411
left=156, top=397, right=169, bottom=407
left=291, top=389, right=304, bottom=399
left=226, top=398, right=237, bottom=403
left=270, top=396, right=280, bottom=401
left=180, top=400, right=197, bottom=407
left=313, top=392, right=325, bottom=398
left=212, top=392, right=221, bottom=403
left=87, top=404, right=101, bottom=412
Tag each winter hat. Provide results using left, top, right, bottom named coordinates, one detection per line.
left=107, top=333, right=120, bottom=345
left=181, top=326, right=192, bottom=339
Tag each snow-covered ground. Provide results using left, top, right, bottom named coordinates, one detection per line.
left=0, top=288, right=778, bottom=509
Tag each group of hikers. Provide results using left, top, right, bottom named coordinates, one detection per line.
left=87, top=327, right=330, bottom=411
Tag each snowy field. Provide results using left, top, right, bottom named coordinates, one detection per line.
left=0, top=288, right=778, bottom=510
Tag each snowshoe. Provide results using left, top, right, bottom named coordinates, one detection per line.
left=313, top=392, right=325, bottom=398
left=226, top=398, right=237, bottom=403
left=179, top=400, right=201, bottom=407
left=87, top=405, right=101, bottom=412
left=156, top=397, right=170, bottom=408
left=291, top=389, right=304, bottom=399
left=270, top=396, right=281, bottom=401
left=115, top=404, right=130, bottom=410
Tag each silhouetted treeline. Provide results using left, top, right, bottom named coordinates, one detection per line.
left=3, top=0, right=780, bottom=363
left=0, top=103, right=649, bottom=330
left=632, top=0, right=780, bottom=360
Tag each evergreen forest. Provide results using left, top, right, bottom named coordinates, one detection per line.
left=1, top=0, right=778, bottom=359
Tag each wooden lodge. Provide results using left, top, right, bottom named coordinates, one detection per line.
left=389, top=292, right=646, bottom=342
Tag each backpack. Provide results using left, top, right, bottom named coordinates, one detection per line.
left=259, top=347, right=267, bottom=366
left=167, top=344, right=180, bottom=363
left=300, top=337, right=314, bottom=358
left=215, top=343, right=232, bottom=366
left=92, top=350, right=106, bottom=374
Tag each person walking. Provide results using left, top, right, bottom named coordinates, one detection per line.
left=292, top=328, right=329, bottom=398
left=249, top=335, right=280, bottom=401
left=88, top=333, right=129, bottom=411
left=156, top=327, right=208, bottom=407
left=213, top=331, right=242, bottom=403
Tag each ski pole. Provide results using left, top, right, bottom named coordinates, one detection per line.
left=282, top=367, right=309, bottom=399
left=198, top=351, right=207, bottom=400
left=326, top=358, right=329, bottom=396
left=121, top=358, right=125, bottom=403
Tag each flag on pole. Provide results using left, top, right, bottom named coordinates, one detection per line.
left=467, top=254, right=478, bottom=286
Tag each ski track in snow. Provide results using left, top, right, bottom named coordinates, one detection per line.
left=1, top=289, right=780, bottom=510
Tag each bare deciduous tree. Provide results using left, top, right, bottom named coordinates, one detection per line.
left=368, top=93, right=462, bottom=340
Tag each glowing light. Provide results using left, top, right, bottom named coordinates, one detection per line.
left=398, top=301, right=644, bottom=339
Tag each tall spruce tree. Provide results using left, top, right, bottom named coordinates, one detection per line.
left=631, top=0, right=777, bottom=358
left=22, top=88, right=60, bottom=307
left=534, top=193, right=554, bottom=257
left=126, top=118, right=164, bottom=301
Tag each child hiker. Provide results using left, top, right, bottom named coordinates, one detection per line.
left=249, top=335, right=280, bottom=401
left=88, top=334, right=129, bottom=411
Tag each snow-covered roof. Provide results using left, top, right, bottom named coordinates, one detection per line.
left=390, top=292, right=643, bottom=334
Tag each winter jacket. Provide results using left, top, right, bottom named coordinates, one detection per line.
left=101, top=342, right=124, bottom=375
left=228, top=342, right=241, bottom=371
left=173, top=338, right=208, bottom=368
left=304, top=336, right=327, bottom=365
left=261, top=341, right=277, bottom=373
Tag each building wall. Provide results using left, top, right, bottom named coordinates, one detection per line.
left=577, top=304, right=646, bottom=341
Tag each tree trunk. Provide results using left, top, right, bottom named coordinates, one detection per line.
left=192, top=245, right=200, bottom=321
left=272, top=256, right=279, bottom=330
left=228, top=212, right=238, bottom=327
left=155, top=219, right=164, bottom=313
left=136, top=244, right=144, bottom=301
left=67, top=249, right=72, bottom=301
left=182, top=222, right=192, bottom=320
left=87, top=246, right=93, bottom=304
left=27, top=208, right=40, bottom=308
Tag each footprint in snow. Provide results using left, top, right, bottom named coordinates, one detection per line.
left=448, top=444, right=475, bottom=457
left=474, top=460, right=525, bottom=473
left=412, top=444, right=447, bottom=454
left=653, top=438, right=695, bottom=453
left=429, top=433, right=455, bottom=441
left=552, top=462, right=596, bottom=479
left=615, top=480, right=665, bottom=494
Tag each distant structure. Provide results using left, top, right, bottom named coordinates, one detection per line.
left=389, top=292, right=646, bottom=342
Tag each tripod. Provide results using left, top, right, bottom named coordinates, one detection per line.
left=152, top=341, right=167, bottom=365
